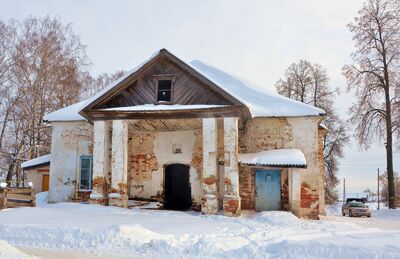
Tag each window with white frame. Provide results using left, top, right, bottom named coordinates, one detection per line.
left=79, top=155, right=93, bottom=190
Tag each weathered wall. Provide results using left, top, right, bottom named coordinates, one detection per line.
left=318, top=126, right=327, bottom=215
left=48, top=121, right=93, bottom=203
left=25, top=165, right=49, bottom=194
left=128, top=128, right=202, bottom=207
left=239, top=117, right=322, bottom=219
left=239, top=167, right=289, bottom=211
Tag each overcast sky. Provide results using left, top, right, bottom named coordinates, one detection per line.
left=1, top=0, right=399, bottom=195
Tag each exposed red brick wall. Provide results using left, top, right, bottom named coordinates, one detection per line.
left=239, top=167, right=255, bottom=210
left=301, top=183, right=320, bottom=219
left=281, top=171, right=289, bottom=211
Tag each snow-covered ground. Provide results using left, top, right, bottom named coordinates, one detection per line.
left=0, top=194, right=399, bottom=259
left=0, top=240, right=35, bottom=259
left=324, top=202, right=400, bottom=230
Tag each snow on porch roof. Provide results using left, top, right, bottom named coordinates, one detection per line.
left=21, top=154, right=51, bottom=170
left=238, top=149, right=307, bottom=168
left=43, top=49, right=325, bottom=122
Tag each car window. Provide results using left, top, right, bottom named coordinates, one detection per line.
left=349, top=202, right=366, bottom=207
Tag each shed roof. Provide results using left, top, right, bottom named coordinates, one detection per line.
left=21, top=154, right=51, bottom=170
left=238, top=149, right=307, bottom=168
left=43, top=49, right=325, bottom=122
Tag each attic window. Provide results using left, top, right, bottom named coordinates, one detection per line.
left=157, top=79, right=172, bottom=103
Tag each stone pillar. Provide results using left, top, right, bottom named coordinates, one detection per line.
left=90, top=121, right=110, bottom=205
left=201, top=118, right=218, bottom=214
left=289, top=169, right=301, bottom=217
left=109, top=120, right=128, bottom=208
left=223, top=117, right=241, bottom=216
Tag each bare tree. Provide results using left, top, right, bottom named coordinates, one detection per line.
left=343, top=0, right=400, bottom=208
left=0, top=16, right=90, bottom=183
left=0, top=16, right=126, bottom=184
left=379, top=171, right=400, bottom=203
left=80, top=70, right=125, bottom=100
left=276, top=60, right=349, bottom=204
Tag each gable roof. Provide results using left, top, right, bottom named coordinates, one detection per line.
left=43, top=49, right=325, bottom=122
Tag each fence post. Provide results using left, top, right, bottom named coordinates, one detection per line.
left=31, top=187, right=36, bottom=207
left=2, top=188, right=7, bottom=209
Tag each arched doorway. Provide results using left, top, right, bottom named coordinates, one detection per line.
left=164, top=164, right=192, bottom=210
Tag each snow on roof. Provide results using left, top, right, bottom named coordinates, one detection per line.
left=43, top=101, right=88, bottom=122
left=43, top=49, right=325, bottom=122
left=102, top=104, right=227, bottom=112
left=238, top=149, right=307, bottom=168
left=21, top=154, right=51, bottom=169
left=189, top=60, right=325, bottom=117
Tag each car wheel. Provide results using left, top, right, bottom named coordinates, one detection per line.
left=367, top=215, right=371, bottom=218
left=342, top=211, right=345, bottom=216
left=349, top=210, right=353, bottom=217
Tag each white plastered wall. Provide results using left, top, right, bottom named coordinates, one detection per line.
left=48, top=121, right=93, bottom=203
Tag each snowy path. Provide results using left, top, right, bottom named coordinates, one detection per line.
left=323, top=210, right=400, bottom=230
left=324, top=202, right=400, bottom=230
left=0, top=202, right=399, bottom=258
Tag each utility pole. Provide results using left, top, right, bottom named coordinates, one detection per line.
left=378, top=168, right=380, bottom=210
left=343, top=178, right=346, bottom=205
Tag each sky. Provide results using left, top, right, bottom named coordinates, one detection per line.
left=1, top=0, right=399, bottom=195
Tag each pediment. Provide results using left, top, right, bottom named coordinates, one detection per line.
left=82, top=50, right=244, bottom=114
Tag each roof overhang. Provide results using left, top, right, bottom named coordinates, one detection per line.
left=21, top=154, right=51, bottom=171
left=85, top=105, right=246, bottom=121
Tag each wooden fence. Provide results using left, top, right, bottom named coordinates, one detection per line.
left=0, top=187, right=36, bottom=209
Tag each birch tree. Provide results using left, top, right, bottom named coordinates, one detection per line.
left=0, top=16, right=90, bottom=183
left=276, top=60, right=349, bottom=204
left=343, top=0, right=400, bottom=208
left=0, top=17, right=125, bottom=184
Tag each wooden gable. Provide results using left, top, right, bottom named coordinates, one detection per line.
left=95, top=57, right=234, bottom=109
left=81, top=49, right=248, bottom=120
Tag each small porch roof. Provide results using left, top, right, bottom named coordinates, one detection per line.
left=238, top=149, right=306, bottom=168
left=21, top=154, right=51, bottom=170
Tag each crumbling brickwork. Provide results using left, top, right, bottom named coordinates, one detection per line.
left=300, top=182, right=320, bottom=219
left=239, top=167, right=289, bottom=211
left=239, top=166, right=254, bottom=210
left=318, top=126, right=327, bottom=215
left=240, top=118, right=293, bottom=153
left=129, top=132, right=158, bottom=197
left=280, top=170, right=289, bottom=211
left=239, top=117, right=322, bottom=219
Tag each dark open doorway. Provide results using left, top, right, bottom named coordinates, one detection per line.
left=164, top=163, right=192, bottom=210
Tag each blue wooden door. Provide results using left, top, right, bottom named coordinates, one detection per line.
left=255, top=170, right=281, bottom=211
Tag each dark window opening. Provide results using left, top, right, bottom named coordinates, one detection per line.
left=157, top=79, right=172, bottom=102
left=79, top=156, right=93, bottom=190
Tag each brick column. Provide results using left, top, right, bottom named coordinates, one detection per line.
left=201, top=118, right=218, bottom=214
left=109, top=120, right=128, bottom=208
left=289, top=169, right=301, bottom=217
left=90, top=120, right=110, bottom=205
left=223, top=117, right=241, bottom=216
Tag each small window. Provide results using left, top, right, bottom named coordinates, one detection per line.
left=157, top=79, right=172, bottom=102
left=79, top=156, right=93, bottom=190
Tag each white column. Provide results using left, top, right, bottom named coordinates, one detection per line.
left=289, top=169, right=301, bottom=217
left=223, top=117, right=241, bottom=216
left=201, top=118, right=218, bottom=214
left=109, top=120, right=128, bottom=207
left=90, top=120, right=110, bottom=205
